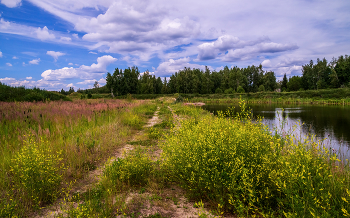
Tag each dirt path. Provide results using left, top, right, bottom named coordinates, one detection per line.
left=36, top=105, right=217, bottom=218
left=35, top=107, right=161, bottom=218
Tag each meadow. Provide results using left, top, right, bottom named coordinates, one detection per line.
left=1, top=97, right=350, bottom=217
left=0, top=99, right=157, bottom=217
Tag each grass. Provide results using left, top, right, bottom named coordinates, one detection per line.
left=0, top=99, right=157, bottom=217
left=2, top=97, right=350, bottom=217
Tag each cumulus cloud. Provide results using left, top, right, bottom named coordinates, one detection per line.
left=35, top=26, right=55, bottom=40
left=47, top=51, right=65, bottom=61
left=197, top=35, right=298, bottom=61
left=222, top=42, right=298, bottom=62
left=6, top=63, right=12, bottom=66
left=0, top=51, right=2, bottom=58
left=261, top=59, right=272, bottom=67
left=0, top=77, right=67, bottom=90
left=26, top=77, right=32, bottom=79
left=156, top=57, right=210, bottom=76
left=12, top=56, right=18, bottom=59
left=41, top=55, right=117, bottom=81
left=29, top=58, right=40, bottom=65
left=68, top=63, right=73, bottom=65
left=1, top=0, right=21, bottom=8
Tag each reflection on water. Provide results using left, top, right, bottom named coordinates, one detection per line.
left=202, top=104, right=350, bottom=159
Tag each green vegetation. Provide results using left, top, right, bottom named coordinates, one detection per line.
left=103, top=54, right=350, bottom=97
left=1, top=96, right=350, bottom=217
left=0, top=99, right=157, bottom=217
left=161, top=102, right=350, bottom=217
left=185, top=88, right=350, bottom=105
left=0, top=82, right=70, bottom=102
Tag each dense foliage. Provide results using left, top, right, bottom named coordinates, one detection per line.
left=161, top=104, right=350, bottom=217
left=105, top=65, right=277, bottom=95
left=104, top=54, right=349, bottom=96
left=0, top=82, right=70, bottom=102
left=285, top=54, right=350, bottom=92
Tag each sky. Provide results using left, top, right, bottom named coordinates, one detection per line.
left=0, top=0, right=349, bottom=91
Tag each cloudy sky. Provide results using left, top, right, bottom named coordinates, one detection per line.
left=0, top=0, right=349, bottom=90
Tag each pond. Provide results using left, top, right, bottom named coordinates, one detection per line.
left=202, top=104, right=350, bottom=160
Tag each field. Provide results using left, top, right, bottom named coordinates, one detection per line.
left=1, top=98, right=350, bottom=217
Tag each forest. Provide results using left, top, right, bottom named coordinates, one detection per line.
left=105, top=54, right=350, bottom=96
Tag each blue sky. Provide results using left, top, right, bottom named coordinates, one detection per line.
left=0, top=0, right=349, bottom=91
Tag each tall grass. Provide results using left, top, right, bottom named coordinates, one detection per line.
left=0, top=99, right=156, bottom=217
left=161, top=102, right=350, bottom=217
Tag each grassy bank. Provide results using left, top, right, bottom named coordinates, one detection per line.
left=0, top=99, right=157, bottom=217
left=184, top=88, right=350, bottom=105
left=52, top=100, right=350, bottom=217
left=2, top=98, right=349, bottom=217
left=109, top=88, right=350, bottom=105
left=161, top=103, right=350, bottom=217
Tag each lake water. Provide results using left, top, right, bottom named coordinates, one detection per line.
left=202, top=104, right=350, bottom=160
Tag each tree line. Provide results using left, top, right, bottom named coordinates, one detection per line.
left=104, top=54, right=350, bottom=96
left=282, top=54, right=350, bottom=92
left=105, top=65, right=277, bottom=96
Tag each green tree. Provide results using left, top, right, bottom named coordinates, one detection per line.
left=287, top=76, right=302, bottom=91
left=281, top=74, right=288, bottom=91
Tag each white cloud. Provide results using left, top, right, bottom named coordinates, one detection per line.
left=46, top=51, right=65, bottom=61
left=0, top=51, right=2, bottom=58
left=197, top=35, right=298, bottom=62
left=35, top=26, right=55, bottom=40
left=68, top=63, right=73, bottom=65
left=26, top=77, right=32, bottom=80
left=222, top=42, right=298, bottom=62
left=6, top=63, right=12, bottom=66
left=76, top=79, right=95, bottom=85
left=41, top=55, right=117, bottom=81
left=12, top=56, right=18, bottom=59
left=29, top=58, right=40, bottom=65
left=261, top=59, right=272, bottom=67
left=1, top=0, right=21, bottom=8
left=0, top=77, right=67, bottom=90
left=156, top=57, right=210, bottom=76
left=60, top=36, right=72, bottom=42
left=66, top=83, right=74, bottom=87
left=89, top=51, right=97, bottom=54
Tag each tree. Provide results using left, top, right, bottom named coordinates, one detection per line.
left=263, top=71, right=277, bottom=91
left=68, top=87, right=75, bottom=94
left=287, top=76, right=302, bottom=91
left=93, top=81, right=99, bottom=89
left=281, top=74, right=288, bottom=91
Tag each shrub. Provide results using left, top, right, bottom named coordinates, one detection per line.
left=161, top=104, right=350, bottom=216
left=9, top=136, right=64, bottom=209
left=122, top=113, right=143, bottom=129
left=237, top=86, right=245, bottom=93
left=224, top=88, right=234, bottom=94
left=104, top=148, right=154, bottom=186
left=215, top=88, right=223, bottom=94
left=258, top=85, right=265, bottom=92
left=148, top=127, right=162, bottom=140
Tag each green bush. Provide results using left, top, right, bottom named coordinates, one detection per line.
left=104, top=149, right=154, bottom=186
left=237, top=86, right=245, bottom=93
left=215, top=88, right=223, bottom=94
left=161, top=104, right=350, bottom=217
left=9, top=136, right=64, bottom=209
